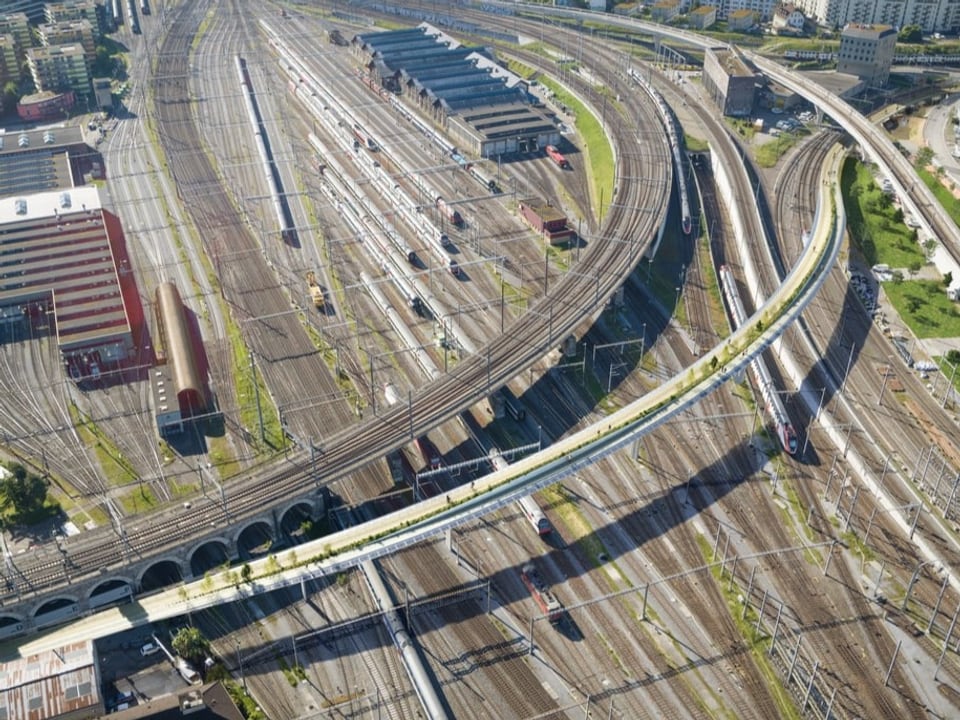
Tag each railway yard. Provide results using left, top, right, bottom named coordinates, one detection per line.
left=3, top=0, right=960, bottom=718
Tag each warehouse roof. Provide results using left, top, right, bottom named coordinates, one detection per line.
left=0, top=640, right=101, bottom=719
left=0, top=187, right=132, bottom=355
left=0, top=125, right=93, bottom=197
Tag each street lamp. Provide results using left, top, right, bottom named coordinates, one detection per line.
left=902, top=560, right=935, bottom=610
left=942, top=360, right=958, bottom=408
left=235, top=640, right=246, bottom=692
left=877, top=356, right=894, bottom=405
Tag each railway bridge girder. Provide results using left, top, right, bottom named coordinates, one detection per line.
left=1, top=489, right=325, bottom=639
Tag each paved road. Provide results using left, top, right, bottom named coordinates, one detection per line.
left=924, top=93, right=960, bottom=186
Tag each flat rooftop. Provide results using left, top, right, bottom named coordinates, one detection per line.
left=842, top=23, right=895, bottom=40
left=712, top=48, right=753, bottom=78
left=0, top=187, right=132, bottom=353
left=0, top=123, right=89, bottom=197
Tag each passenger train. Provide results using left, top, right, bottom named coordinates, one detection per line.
left=718, top=265, right=799, bottom=455
left=467, top=163, right=500, bottom=194
left=490, top=450, right=551, bottom=535
left=626, top=67, right=691, bottom=234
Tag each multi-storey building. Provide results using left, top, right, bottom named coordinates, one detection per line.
left=689, top=5, right=718, bottom=29
left=935, top=1, right=960, bottom=34
left=703, top=46, right=757, bottom=116
left=651, top=0, right=681, bottom=22
left=0, top=11, right=30, bottom=62
left=27, top=43, right=91, bottom=96
left=0, top=0, right=45, bottom=23
left=795, top=0, right=958, bottom=33
left=38, top=19, right=96, bottom=61
left=727, top=7, right=758, bottom=29
left=44, top=0, right=102, bottom=39
left=0, top=32, right=16, bottom=83
left=837, top=23, right=897, bottom=86
left=716, top=0, right=778, bottom=21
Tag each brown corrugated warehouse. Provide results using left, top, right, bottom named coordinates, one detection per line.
left=0, top=639, right=104, bottom=719
left=154, top=282, right=208, bottom=428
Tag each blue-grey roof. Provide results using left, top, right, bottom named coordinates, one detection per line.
left=370, top=37, right=448, bottom=55
left=359, top=25, right=529, bottom=119
left=377, top=45, right=468, bottom=65
left=355, top=28, right=426, bottom=46
left=442, top=90, right=527, bottom=111
left=416, top=74, right=503, bottom=93
left=400, top=60, right=476, bottom=81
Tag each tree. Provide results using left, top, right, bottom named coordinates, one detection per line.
left=91, top=45, right=115, bottom=77
left=908, top=260, right=922, bottom=278
left=206, top=663, right=230, bottom=682
left=944, top=271, right=953, bottom=288
left=0, top=463, right=50, bottom=524
left=898, top=25, right=922, bottom=43
left=892, top=270, right=904, bottom=284
left=898, top=25, right=921, bottom=43
left=2, top=81, right=18, bottom=112
left=947, top=349, right=960, bottom=365
left=924, top=238, right=937, bottom=260
left=172, top=627, right=211, bottom=665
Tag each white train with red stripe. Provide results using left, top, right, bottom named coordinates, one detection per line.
left=626, top=67, right=691, bottom=234
left=490, top=449, right=552, bottom=535
left=719, top=265, right=799, bottom=455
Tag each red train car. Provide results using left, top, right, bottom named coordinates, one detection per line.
left=435, top=197, right=463, bottom=227
left=545, top=145, right=570, bottom=169
left=521, top=563, right=562, bottom=622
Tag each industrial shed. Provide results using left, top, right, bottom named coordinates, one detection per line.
left=0, top=187, right=135, bottom=372
left=353, top=23, right=556, bottom=156
left=153, top=282, right=209, bottom=435
left=518, top=199, right=576, bottom=245
left=450, top=104, right=560, bottom=158
left=0, top=125, right=94, bottom=198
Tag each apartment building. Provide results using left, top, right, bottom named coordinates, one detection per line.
left=27, top=42, right=91, bottom=95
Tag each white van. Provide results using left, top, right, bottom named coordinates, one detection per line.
left=176, top=658, right=201, bottom=684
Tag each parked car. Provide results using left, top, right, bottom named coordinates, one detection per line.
left=140, top=641, right=160, bottom=656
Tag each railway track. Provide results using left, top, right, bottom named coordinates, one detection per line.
left=772, top=131, right=840, bottom=270
left=3, top=0, right=670, bottom=610
left=374, top=540, right=535, bottom=716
